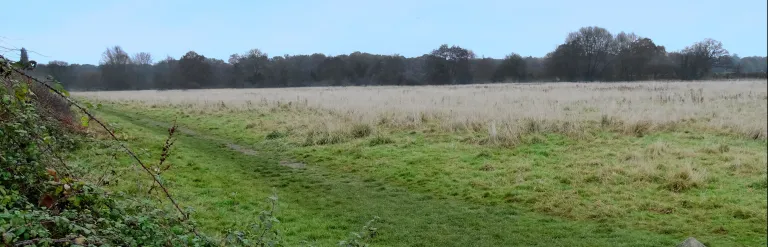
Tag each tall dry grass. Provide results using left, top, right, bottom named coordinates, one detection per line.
left=74, top=80, right=768, bottom=140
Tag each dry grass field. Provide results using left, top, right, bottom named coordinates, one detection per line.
left=72, top=80, right=768, bottom=246
left=77, top=80, right=767, bottom=140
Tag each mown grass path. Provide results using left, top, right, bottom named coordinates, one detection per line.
left=81, top=107, right=727, bottom=246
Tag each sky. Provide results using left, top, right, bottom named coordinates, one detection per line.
left=2, top=0, right=766, bottom=64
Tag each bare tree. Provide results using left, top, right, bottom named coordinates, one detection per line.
left=228, top=54, right=241, bottom=65
left=613, top=32, right=638, bottom=54
left=100, top=46, right=133, bottom=89
left=132, top=52, right=153, bottom=65
left=100, top=46, right=131, bottom=65
left=566, top=26, right=615, bottom=81
left=676, top=38, right=729, bottom=79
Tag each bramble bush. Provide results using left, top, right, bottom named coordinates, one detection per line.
left=2, top=56, right=213, bottom=246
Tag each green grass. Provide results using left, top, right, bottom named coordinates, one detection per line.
left=70, top=102, right=767, bottom=246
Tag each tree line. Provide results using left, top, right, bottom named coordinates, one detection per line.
left=23, top=26, right=768, bottom=91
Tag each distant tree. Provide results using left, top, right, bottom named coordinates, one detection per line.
left=611, top=36, right=668, bottom=81
left=369, top=55, right=406, bottom=85
left=425, top=44, right=475, bottom=84
left=544, top=42, right=582, bottom=81
left=128, top=52, right=153, bottom=89
left=230, top=49, right=271, bottom=87
left=15, top=28, right=759, bottom=89
left=132, top=52, right=153, bottom=65
left=307, top=53, right=327, bottom=82
left=178, top=51, right=211, bottom=88
left=644, top=46, right=676, bottom=80
left=101, top=46, right=132, bottom=65
left=207, top=58, right=233, bottom=89
left=629, top=38, right=666, bottom=80
left=265, top=56, right=289, bottom=87
left=99, top=46, right=134, bottom=90
left=471, top=57, right=498, bottom=83
left=19, top=47, right=29, bottom=65
left=492, top=53, right=526, bottom=82
left=727, top=54, right=742, bottom=75
left=404, top=55, right=428, bottom=85
left=66, top=64, right=100, bottom=90
left=675, top=38, right=729, bottom=79
left=153, top=56, right=179, bottom=89
left=317, top=56, right=349, bottom=85
left=80, top=70, right=103, bottom=90
left=46, top=60, right=72, bottom=85
left=523, top=56, right=546, bottom=81
left=565, top=26, right=615, bottom=81
left=346, top=52, right=374, bottom=84
left=612, top=32, right=639, bottom=80
left=740, top=56, right=767, bottom=73
left=281, top=54, right=316, bottom=87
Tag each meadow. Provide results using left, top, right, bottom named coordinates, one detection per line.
left=72, top=80, right=767, bottom=246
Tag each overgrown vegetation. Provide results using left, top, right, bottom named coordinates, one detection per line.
left=0, top=56, right=378, bottom=246
left=1, top=57, right=210, bottom=246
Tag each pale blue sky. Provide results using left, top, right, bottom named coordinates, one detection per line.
left=2, top=0, right=766, bottom=64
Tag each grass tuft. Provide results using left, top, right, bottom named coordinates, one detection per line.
left=304, top=128, right=348, bottom=146
left=350, top=123, right=373, bottom=138
left=265, top=130, right=286, bottom=139
left=645, top=141, right=669, bottom=158
left=745, top=127, right=766, bottom=140
left=368, top=135, right=395, bottom=146
left=521, top=118, right=543, bottom=134
left=480, top=164, right=495, bottom=171
left=717, top=144, right=730, bottom=153
left=624, top=120, right=653, bottom=137
left=664, top=163, right=707, bottom=192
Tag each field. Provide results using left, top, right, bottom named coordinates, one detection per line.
left=72, top=80, right=767, bottom=246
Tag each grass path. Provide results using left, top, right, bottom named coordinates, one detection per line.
left=72, top=107, right=695, bottom=247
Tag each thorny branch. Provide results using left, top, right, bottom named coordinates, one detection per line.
left=148, top=120, right=177, bottom=194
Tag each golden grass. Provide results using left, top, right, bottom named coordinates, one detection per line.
left=74, top=80, right=768, bottom=139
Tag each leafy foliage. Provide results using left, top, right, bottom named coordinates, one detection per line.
left=337, top=217, right=378, bottom=247
left=222, top=193, right=282, bottom=247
